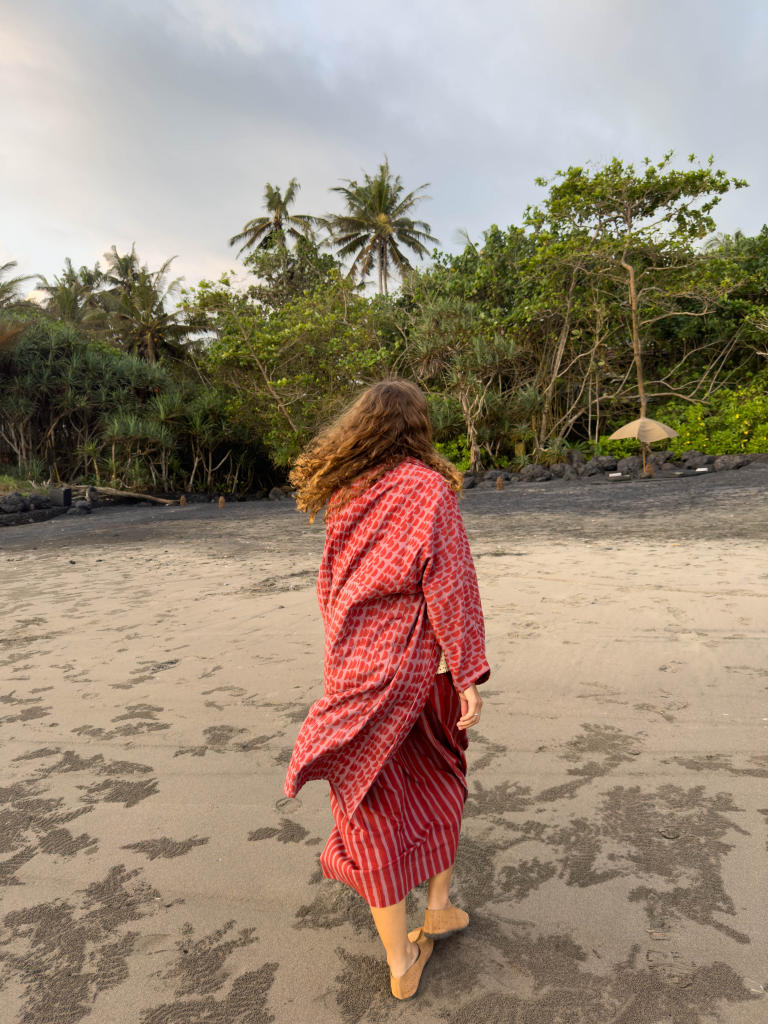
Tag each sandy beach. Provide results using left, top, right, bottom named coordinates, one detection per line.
left=2, top=467, right=767, bottom=1024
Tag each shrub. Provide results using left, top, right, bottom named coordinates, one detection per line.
left=656, top=371, right=768, bottom=455
left=435, top=436, right=471, bottom=473
left=588, top=437, right=645, bottom=459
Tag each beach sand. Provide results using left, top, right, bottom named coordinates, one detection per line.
left=1, top=468, right=767, bottom=1023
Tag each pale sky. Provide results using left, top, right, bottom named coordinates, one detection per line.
left=2, top=0, right=767, bottom=290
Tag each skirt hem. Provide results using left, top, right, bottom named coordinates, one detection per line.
left=321, top=837, right=458, bottom=908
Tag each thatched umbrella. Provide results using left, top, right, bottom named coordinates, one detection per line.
left=609, top=417, right=678, bottom=475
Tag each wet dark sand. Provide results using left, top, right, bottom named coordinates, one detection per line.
left=1, top=465, right=767, bottom=1023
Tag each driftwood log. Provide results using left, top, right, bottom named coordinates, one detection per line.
left=69, top=485, right=177, bottom=506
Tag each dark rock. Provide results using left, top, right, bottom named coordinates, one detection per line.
left=462, top=476, right=477, bottom=489
left=683, top=454, right=715, bottom=470
left=49, top=487, right=72, bottom=507
left=27, top=492, right=52, bottom=509
left=617, top=455, right=644, bottom=477
left=649, top=450, right=674, bottom=468
left=483, top=469, right=504, bottom=481
left=85, top=486, right=100, bottom=504
left=0, top=506, right=69, bottom=528
left=67, top=505, right=90, bottom=516
left=551, top=463, right=580, bottom=480
left=268, top=486, right=290, bottom=501
left=74, top=499, right=92, bottom=512
left=678, top=450, right=715, bottom=470
left=581, top=455, right=618, bottom=476
left=713, top=454, right=750, bottom=472
left=518, top=464, right=553, bottom=483
left=0, top=492, right=31, bottom=514
left=474, top=478, right=500, bottom=490
left=566, top=449, right=586, bottom=468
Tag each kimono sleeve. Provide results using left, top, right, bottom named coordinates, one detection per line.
left=421, top=484, right=490, bottom=693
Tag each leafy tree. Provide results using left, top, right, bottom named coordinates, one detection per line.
left=183, top=272, right=397, bottom=464
left=510, top=232, right=628, bottom=447
left=699, top=227, right=768, bottom=366
left=424, top=225, right=535, bottom=322
left=326, top=159, right=438, bottom=294
left=414, top=225, right=588, bottom=452
left=243, top=234, right=339, bottom=311
left=527, top=154, right=748, bottom=423
left=229, top=178, right=315, bottom=257
left=404, top=291, right=519, bottom=471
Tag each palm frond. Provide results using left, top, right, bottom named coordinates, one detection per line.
left=230, top=179, right=314, bottom=256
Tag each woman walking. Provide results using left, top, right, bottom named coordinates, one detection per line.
left=284, top=380, right=489, bottom=1000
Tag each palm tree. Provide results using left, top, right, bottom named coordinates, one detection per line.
left=102, top=244, right=145, bottom=294
left=0, top=260, right=32, bottom=309
left=229, top=178, right=315, bottom=256
left=36, top=258, right=105, bottom=326
left=106, top=263, right=188, bottom=364
left=0, top=261, right=33, bottom=352
left=326, top=159, right=438, bottom=294
left=89, top=247, right=187, bottom=363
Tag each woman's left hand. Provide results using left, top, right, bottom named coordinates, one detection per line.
left=457, top=684, right=483, bottom=730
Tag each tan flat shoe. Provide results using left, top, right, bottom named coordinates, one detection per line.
left=423, top=903, right=469, bottom=939
left=389, top=928, right=434, bottom=1000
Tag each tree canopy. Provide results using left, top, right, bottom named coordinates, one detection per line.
left=2, top=153, right=766, bottom=492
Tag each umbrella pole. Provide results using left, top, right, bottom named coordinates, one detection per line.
left=642, top=442, right=648, bottom=476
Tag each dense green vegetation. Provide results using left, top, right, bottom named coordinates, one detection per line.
left=1, top=154, right=766, bottom=492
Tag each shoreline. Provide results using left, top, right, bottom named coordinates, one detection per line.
left=2, top=459, right=766, bottom=552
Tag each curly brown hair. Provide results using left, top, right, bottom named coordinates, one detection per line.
left=290, top=379, right=462, bottom=520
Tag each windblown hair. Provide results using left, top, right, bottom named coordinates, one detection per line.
left=290, top=380, right=462, bottom=520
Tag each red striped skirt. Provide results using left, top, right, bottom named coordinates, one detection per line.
left=320, top=673, right=468, bottom=908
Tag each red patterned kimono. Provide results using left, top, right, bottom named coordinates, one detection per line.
left=284, top=457, right=489, bottom=907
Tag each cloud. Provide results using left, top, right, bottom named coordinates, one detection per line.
left=1, top=0, right=766, bottom=287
